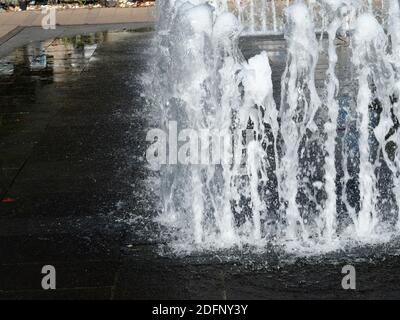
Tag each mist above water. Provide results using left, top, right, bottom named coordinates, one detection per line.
left=144, top=0, right=400, bottom=255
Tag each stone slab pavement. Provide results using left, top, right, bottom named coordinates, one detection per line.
left=0, top=7, right=156, bottom=40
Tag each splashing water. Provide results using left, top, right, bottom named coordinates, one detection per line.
left=235, top=0, right=386, bottom=34
left=144, top=0, right=400, bottom=255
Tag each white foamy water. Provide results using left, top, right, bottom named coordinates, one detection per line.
left=144, top=0, right=400, bottom=255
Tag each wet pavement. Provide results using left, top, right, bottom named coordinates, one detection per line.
left=0, top=29, right=156, bottom=299
left=1, top=29, right=400, bottom=299
left=0, top=23, right=153, bottom=57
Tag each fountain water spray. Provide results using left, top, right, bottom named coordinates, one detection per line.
left=278, top=2, right=321, bottom=243
left=144, top=0, right=400, bottom=254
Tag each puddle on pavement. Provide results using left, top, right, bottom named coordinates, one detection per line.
left=0, top=33, right=105, bottom=82
left=0, top=30, right=148, bottom=196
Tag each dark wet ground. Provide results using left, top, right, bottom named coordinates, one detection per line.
left=0, top=29, right=400, bottom=299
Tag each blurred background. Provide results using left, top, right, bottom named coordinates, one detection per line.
left=0, top=0, right=154, bottom=12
